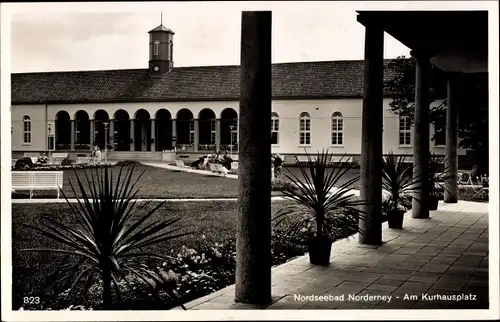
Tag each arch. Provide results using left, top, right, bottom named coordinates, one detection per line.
left=271, top=112, right=279, bottom=145
left=114, top=109, right=130, bottom=151
left=93, top=110, right=110, bottom=150
left=55, top=110, right=71, bottom=150
left=220, top=108, right=238, bottom=148
left=199, top=109, right=217, bottom=146
left=299, top=111, right=311, bottom=145
left=331, top=111, right=343, bottom=146
left=22, top=115, right=32, bottom=144
left=155, top=109, right=173, bottom=151
left=74, top=110, right=90, bottom=149
left=134, top=109, right=152, bottom=151
left=176, top=109, right=194, bottom=145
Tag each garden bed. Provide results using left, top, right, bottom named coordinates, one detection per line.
left=13, top=199, right=352, bottom=311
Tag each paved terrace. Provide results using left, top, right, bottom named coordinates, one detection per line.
left=182, top=201, right=489, bottom=310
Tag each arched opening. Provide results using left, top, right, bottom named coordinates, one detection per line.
left=135, top=109, right=151, bottom=151
left=74, top=110, right=90, bottom=150
left=220, top=108, right=238, bottom=152
left=93, top=110, right=110, bottom=150
left=114, top=109, right=130, bottom=151
left=198, top=109, right=216, bottom=151
left=55, top=111, right=71, bottom=150
left=176, top=109, right=194, bottom=146
left=155, top=109, right=172, bottom=151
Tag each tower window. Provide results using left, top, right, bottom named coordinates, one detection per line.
left=153, top=40, right=160, bottom=56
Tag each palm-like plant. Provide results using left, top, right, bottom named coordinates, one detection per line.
left=21, top=165, right=189, bottom=309
left=382, top=151, right=422, bottom=211
left=273, top=150, right=366, bottom=264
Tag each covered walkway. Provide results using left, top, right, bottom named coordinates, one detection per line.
left=184, top=201, right=488, bottom=310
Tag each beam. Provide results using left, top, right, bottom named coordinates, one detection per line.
left=358, top=20, right=384, bottom=245
left=235, top=10, right=272, bottom=305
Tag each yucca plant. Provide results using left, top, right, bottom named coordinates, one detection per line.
left=21, top=165, right=189, bottom=310
left=272, top=149, right=366, bottom=265
left=382, top=151, right=422, bottom=228
left=429, top=153, right=456, bottom=209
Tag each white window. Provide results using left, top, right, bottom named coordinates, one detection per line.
left=299, top=112, right=311, bottom=145
left=399, top=116, right=411, bottom=146
left=75, top=121, right=81, bottom=143
left=434, top=118, right=446, bottom=146
left=331, top=111, right=343, bottom=146
left=23, top=115, right=32, bottom=144
left=210, top=119, right=216, bottom=144
left=271, top=112, right=279, bottom=145
left=189, top=120, right=195, bottom=144
left=230, top=118, right=238, bottom=145
left=153, top=40, right=160, bottom=56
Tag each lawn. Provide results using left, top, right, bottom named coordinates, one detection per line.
left=11, top=199, right=297, bottom=310
left=11, top=164, right=361, bottom=199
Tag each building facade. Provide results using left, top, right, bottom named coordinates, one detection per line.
left=10, top=23, right=464, bottom=162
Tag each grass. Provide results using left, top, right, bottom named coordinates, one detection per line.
left=11, top=164, right=361, bottom=199
left=11, top=200, right=292, bottom=309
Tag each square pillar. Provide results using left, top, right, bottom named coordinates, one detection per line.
left=70, top=120, right=75, bottom=151
left=193, top=119, right=199, bottom=152
left=171, top=119, right=177, bottom=150
left=444, top=73, right=461, bottom=203
left=235, top=11, right=272, bottom=305
left=150, top=119, right=156, bottom=152
left=411, top=52, right=431, bottom=219
left=215, top=119, right=221, bottom=152
left=90, top=120, right=95, bottom=148
left=357, top=17, right=384, bottom=245
left=109, top=120, right=114, bottom=151
left=130, top=120, right=135, bottom=152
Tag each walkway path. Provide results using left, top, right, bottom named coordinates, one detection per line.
left=11, top=196, right=290, bottom=204
left=182, top=200, right=489, bottom=310
left=141, top=161, right=238, bottom=179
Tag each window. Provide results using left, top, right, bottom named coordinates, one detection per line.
left=170, top=40, right=174, bottom=61
left=230, top=118, right=238, bottom=145
left=331, top=111, right=343, bottom=146
left=23, top=115, right=32, bottom=144
left=153, top=40, right=160, bottom=56
left=271, top=112, right=279, bottom=145
left=399, top=116, right=411, bottom=146
left=299, top=112, right=311, bottom=145
left=434, top=118, right=446, bottom=146
left=210, top=119, right=216, bottom=144
left=189, top=120, right=195, bottom=144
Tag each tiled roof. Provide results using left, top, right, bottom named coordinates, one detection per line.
left=11, top=60, right=397, bottom=105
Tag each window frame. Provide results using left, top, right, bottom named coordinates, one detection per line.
left=331, top=111, right=344, bottom=147
left=271, top=112, right=279, bottom=145
left=398, top=116, right=412, bottom=147
left=299, top=112, right=311, bottom=146
left=153, top=40, right=160, bottom=56
left=22, top=115, right=32, bottom=145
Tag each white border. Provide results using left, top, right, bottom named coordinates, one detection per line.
left=1, top=1, right=499, bottom=321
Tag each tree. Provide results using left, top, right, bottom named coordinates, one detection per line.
left=384, top=56, right=489, bottom=172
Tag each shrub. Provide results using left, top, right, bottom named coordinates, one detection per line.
left=115, top=160, right=141, bottom=167
left=61, top=158, right=72, bottom=166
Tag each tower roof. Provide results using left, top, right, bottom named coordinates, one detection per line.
left=148, top=24, right=175, bottom=34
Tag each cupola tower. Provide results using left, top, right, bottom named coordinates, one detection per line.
left=148, top=16, right=174, bottom=75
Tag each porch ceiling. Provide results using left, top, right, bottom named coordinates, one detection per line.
left=357, top=11, right=488, bottom=73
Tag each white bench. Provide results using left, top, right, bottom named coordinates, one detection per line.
left=74, top=156, right=91, bottom=167
left=52, top=153, right=68, bottom=159
left=209, top=163, right=229, bottom=175
left=230, top=162, right=238, bottom=173
left=12, top=171, right=64, bottom=199
left=330, top=156, right=353, bottom=163
left=175, top=160, right=186, bottom=167
left=297, top=155, right=317, bottom=163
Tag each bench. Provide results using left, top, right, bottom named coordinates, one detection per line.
left=209, top=163, right=229, bottom=175
left=297, top=155, right=317, bottom=163
left=330, top=156, right=353, bottom=163
left=12, top=171, right=64, bottom=199
left=12, top=159, right=18, bottom=169
left=24, top=152, right=39, bottom=164
left=74, top=156, right=91, bottom=167
left=175, top=160, right=186, bottom=167
left=230, top=162, right=238, bottom=173
left=51, top=153, right=68, bottom=159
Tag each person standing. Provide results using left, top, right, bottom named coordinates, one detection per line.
left=274, top=154, right=283, bottom=179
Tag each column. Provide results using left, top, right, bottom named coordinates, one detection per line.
left=89, top=120, right=95, bottom=148
left=151, top=119, right=156, bottom=152
left=193, top=118, right=199, bottom=152
left=130, top=120, right=135, bottom=151
left=109, top=120, right=114, bottom=151
left=444, top=73, right=461, bottom=203
left=411, top=52, right=431, bottom=219
left=70, top=120, right=75, bottom=151
left=235, top=11, right=272, bottom=305
left=357, top=17, right=384, bottom=245
left=171, top=119, right=177, bottom=150
left=215, top=119, right=221, bottom=152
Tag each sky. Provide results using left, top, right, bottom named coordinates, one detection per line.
left=7, top=1, right=415, bottom=73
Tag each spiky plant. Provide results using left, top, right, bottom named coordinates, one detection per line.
left=273, top=149, right=366, bottom=242
left=21, top=165, right=189, bottom=309
left=429, top=153, right=456, bottom=198
left=382, top=151, right=422, bottom=212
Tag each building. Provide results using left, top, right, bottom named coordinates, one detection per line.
left=10, top=23, right=464, bottom=163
